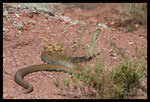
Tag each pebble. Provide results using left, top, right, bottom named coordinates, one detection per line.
left=128, top=41, right=134, bottom=45
left=3, top=93, right=8, bottom=98
left=15, top=13, right=20, bottom=17
left=18, top=30, right=22, bottom=35
left=48, top=75, right=53, bottom=78
left=5, top=69, right=12, bottom=75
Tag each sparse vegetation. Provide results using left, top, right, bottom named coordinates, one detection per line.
left=53, top=42, right=147, bottom=99
left=3, top=3, right=147, bottom=99
left=123, top=3, right=139, bottom=16
left=122, top=3, right=147, bottom=26
left=39, top=3, right=147, bottom=99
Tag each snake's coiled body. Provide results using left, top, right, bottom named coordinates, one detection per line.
left=14, top=51, right=99, bottom=94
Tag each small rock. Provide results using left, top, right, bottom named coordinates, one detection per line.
left=111, top=57, right=118, bottom=60
left=134, top=24, right=139, bottom=28
left=46, top=27, right=50, bottom=30
left=27, top=13, right=34, bottom=18
left=5, top=69, right=12, bottom=75
left=128, top=41, right=134, bottom=45
left=28, top=20, right=36, bottom=25
left=18, top=30, right=22, bottom=35
left=48, top=75, right=53, bottom=78
left=111, top=28, right=116, bottom=31
left=6, top=26, right=11, bottom=29
left=15, top=13, right=20, bottom=17
left=97, top=23, right=108, bottom=29
left=13, top=23, right=23, bottom=30
left=110, top=21, right=115, bottom=25
left=3, top=10, right=8, bottom=16
left=3, top=27, right=8, bottom=32
left=3, top=93, right=8, bottom=98
left=110, top=52, right=117, bottom=57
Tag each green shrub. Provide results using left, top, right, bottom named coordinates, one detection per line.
left=53, top=45, right=147, bottom=99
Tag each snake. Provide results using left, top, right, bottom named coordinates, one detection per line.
left=14, top=50, right=100, bottom=94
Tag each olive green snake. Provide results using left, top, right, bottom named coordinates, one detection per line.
left=14, top=50, right=100, bottom=94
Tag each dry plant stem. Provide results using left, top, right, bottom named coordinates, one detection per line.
left=86, top=29, right=101, bottom=58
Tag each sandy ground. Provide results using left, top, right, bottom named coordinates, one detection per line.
left=3, top=3, right=147, bottom=99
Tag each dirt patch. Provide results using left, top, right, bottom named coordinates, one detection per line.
left=3, top=3, right=147, bottom=99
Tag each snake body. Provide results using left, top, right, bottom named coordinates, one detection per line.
left=14, top=50, right=99, bottom=94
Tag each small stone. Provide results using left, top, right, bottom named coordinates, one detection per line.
left=110, top=52, right=116, bottom=57
left=28, top=20, right=36, bottom=25
left=46, top=27, right=50, bottom=30
left=27, top=13, right=34, bottom=18
left=13, top=23, right=23, bottom=30
left=5, top=69, right=12, bottom=75
left=48, top=75, right=53, bottom=78
left=3, top=93, right=8, bottom=98
left=97, top=23, right=108, bottom=29
left=134, top=24, right=139, bottom=28
left=15, top=13, right=20, bottom=17
left=111, top=57, right=118, bottom=60
left=111, top=28, right=116, bottom=31
left=3, top=27, right=8, bottom=32
left=18, top=31, right=22, bottom=35
left=110, top=21, right=115, bottom=25
left=128, top=41, right=134, bottom=45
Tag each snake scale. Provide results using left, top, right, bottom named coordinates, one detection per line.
left=14, top=50, right=100, bottom=94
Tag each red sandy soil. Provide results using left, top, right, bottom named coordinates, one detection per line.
left=3, top=3, right=147, bottom=99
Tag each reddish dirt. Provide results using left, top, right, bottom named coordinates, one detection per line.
left=3, top=3, right=147, bottom=99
